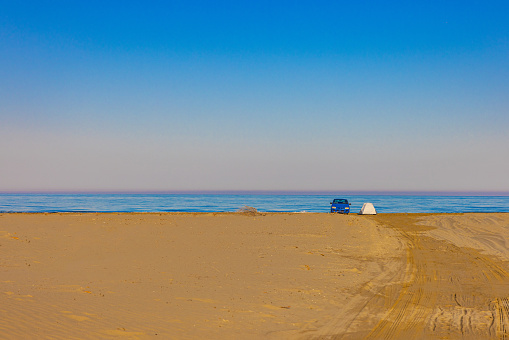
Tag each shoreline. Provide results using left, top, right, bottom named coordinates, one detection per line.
left=1, top=211, right=506, bottom=215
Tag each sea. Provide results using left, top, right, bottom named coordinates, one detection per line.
left=1, top=193, right=509, bottom=214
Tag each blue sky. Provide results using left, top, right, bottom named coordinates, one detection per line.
left=1, top=1, right=508, bottom=192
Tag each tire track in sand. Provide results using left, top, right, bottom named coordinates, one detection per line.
left=366, top=214, right=509, bottom=340
left=308, top=214, right=509, bottom=339
left=364, top=215, right=439, bottom=340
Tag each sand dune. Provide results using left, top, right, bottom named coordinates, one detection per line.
left=1, top=212, right=508, bottom=339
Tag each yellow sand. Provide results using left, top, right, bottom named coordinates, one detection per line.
left=1, top=212, right=509, bottom=339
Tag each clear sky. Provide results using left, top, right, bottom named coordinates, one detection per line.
left=1, top=1, right=508, bottom=192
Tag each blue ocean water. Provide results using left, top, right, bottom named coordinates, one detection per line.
left=1, top=193, right=509, bottom=213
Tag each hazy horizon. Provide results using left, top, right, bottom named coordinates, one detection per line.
left=2, top=190, right=509, bottom=197
left=1, top=1, right=508, bottom=192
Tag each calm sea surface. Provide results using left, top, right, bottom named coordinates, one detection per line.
left=1, top=193, right=509, bottom=213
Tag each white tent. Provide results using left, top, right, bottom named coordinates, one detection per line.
left=359, top=203, right=377, bottom=215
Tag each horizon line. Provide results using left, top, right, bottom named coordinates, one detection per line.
left=1, top=190, right=509, bottom=196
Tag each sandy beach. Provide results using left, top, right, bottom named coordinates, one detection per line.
left=1, top=212, right=509, bottom=339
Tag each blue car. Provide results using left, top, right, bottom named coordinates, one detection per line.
left=330, top=199, right=351, bottom=214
